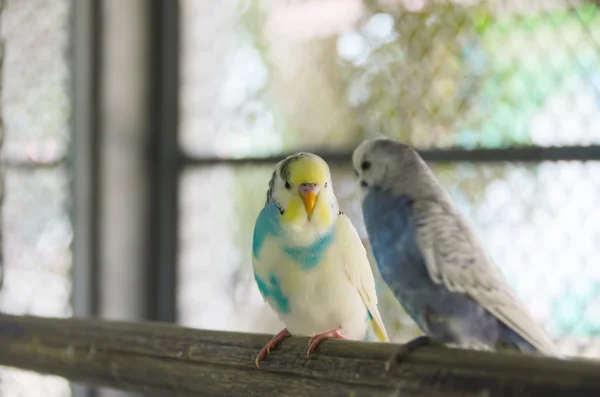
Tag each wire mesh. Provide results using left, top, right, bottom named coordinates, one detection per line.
left=0, top=0, right=72, bottom=396
left=180, top=0, right=600, bottom=158
left=179, top=0, right=600, bottom=359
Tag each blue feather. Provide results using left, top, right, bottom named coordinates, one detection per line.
left=253, top=201, right=335, bottom=270
left=362, top=189, right=540, bottom=351
left=252, top=202, right=282, bottom=259
left=254, top=272, right=291, bottom=313
left=363, top=327, right=375, bottom=341
left=282, top=229, right=335, bottom=270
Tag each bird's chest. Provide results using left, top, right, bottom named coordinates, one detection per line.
left=257, top=231, right=347, bottom=308
left=362, top=193, right=434, bottom=295
left=272, top=247, right=359, bottom=333
left=276, top=244, right=342, bottom=302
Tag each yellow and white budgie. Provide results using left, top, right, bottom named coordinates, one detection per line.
left=251, top=152, right=388, bottom=367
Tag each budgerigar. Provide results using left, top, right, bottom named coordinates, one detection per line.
left=352, top=139, right=558, bottom=363
left=252, top=152, right=389, bottom=367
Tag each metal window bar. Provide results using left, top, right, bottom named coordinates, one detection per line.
left=178, top=144, right=600, bottom=167
left=148, top=0, right=180, bottom=324
left=70, top=0, right=101, bottom=395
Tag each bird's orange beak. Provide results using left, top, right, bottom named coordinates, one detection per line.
left=301, top=191, right=317, bottom=215
left=299, top=183, right=320, bottom=215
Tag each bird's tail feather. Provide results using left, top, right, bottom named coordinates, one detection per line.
left=364, top=310, right=389, bottom=342
left=497, top=326, right=561, bottom=357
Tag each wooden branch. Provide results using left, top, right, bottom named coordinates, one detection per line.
left=0, top=314, right=599, bottom=397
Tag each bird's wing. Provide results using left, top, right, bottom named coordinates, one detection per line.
left=413, top=199, right=557, bottom=355
left=336, top=213, right=389, bottom=342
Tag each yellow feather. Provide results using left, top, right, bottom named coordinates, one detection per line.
left=313, top=198, right=332, bottom=225
left=281, top=197, right=304, bottom=225
left=281, top=156, right=332, bottom=226
left=289, top=157, right=328, bottom=186
left=336, top=214, right=389, bottom=342
left=370, top=317, right=389, bottom=342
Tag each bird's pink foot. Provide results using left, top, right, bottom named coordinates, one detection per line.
left=255, top=328, right=290, bottom=368
left=306, top=328, right=345, bottom=357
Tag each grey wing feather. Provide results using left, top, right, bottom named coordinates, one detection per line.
left=413, top=199, right=558, bottom=356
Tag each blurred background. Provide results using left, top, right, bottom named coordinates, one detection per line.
left=1, top=0, right=600, bottom=396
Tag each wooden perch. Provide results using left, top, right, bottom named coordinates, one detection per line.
left=0, top=314, right=599, bottom=397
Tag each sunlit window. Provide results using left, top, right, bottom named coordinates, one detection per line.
left=0, top=0, right=73, bottom=396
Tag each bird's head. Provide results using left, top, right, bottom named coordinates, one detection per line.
left=266, top=152, right=338, bottom=235
left=352, top=138, right=423, bottom=197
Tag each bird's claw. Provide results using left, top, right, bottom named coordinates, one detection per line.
left=385, top=335, right=442, bottom=371
left=306, top=328, right=345, bottom=358
left=255, top=328, right=290, bottom=368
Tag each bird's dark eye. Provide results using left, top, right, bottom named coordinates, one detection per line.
left=353, top=169, right=359, bottom=176
left=285, top=181, right=291, bottom=190
left=360, top=180, right=368, bottom=187
left=361, top=161, right=371, bottom=171
left=324, top=182, right=328, bottom=188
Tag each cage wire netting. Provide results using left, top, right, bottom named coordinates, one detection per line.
left=179, top=0, right=600, bottom=359
left=0, top=0, right=72, bottom=396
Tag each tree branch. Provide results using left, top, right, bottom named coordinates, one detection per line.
left=0, top=314, right=599, bottom=397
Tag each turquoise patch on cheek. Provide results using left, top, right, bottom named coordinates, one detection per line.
left=254, top=272, right=291, bottom=314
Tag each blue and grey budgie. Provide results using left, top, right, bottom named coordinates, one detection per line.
left=252, top=152, right=388, bottom=367
left=352, top=138, right=558, bottom=363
